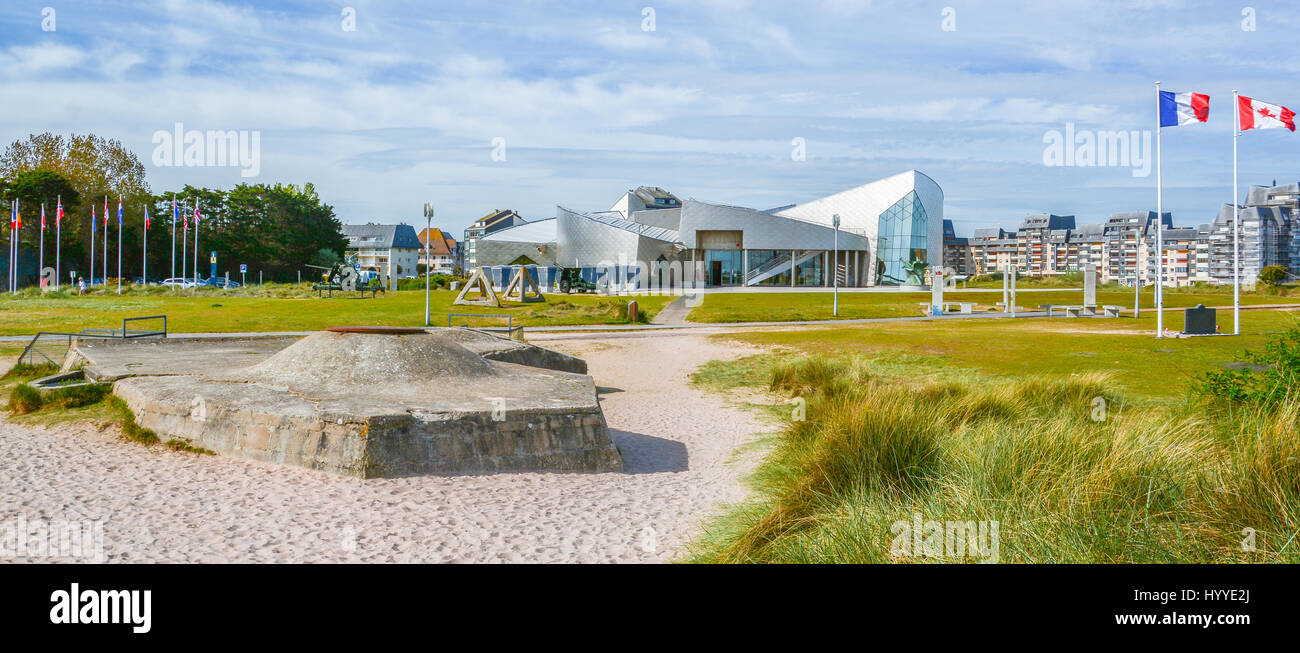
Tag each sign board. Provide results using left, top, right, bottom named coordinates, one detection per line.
left=240, top=264, right=247, bottom=274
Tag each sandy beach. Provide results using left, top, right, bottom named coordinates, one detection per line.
left=0, top=333, right=768, bottom=563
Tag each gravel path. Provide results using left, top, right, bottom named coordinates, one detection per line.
left=1, top=334, right=768, bottom=563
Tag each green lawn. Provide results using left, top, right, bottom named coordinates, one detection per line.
left=703, top=308, right=1300, bottom=401
left=686, top=288, right=1300, bottom=323
left=689, top=308, right=1300, bottom=563
left=0, top=289, right=674, bottom=336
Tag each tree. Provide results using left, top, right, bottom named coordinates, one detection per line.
left=149, top=183, right=346, bottom=282
left=1, top=133, right=148, bottom=199
left=0, top=170, right=82, bottom=270
left=1, top=133, right=150, bottom=277
left=1259, top=265, right=1289, bottom=286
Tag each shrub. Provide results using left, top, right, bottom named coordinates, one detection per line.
left=1259, top=265, right=1290, bottom=286
left=396, top=274, right=462, bottom=291
left=8, top=384, right=43, bottom=414
left=1, top=362, right=60, bottom=380
left=1197, top=325, right=1300, bottom=406
left=44, top=384, right=111, bottom=409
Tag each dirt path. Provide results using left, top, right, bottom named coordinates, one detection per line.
left=0, top=334, right=768, bottom=563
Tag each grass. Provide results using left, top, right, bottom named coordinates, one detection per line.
left=685, top=288, right=1300, bottom=323
left=687, top=307, right=1300, bottom=562
left=0, top=286, right=673, bottom=335
left=1, top=365, right=213, bottom=455
left=701, top=309, right=1300, bottom=401
left=689, top=352, right=1300, bottom=563
left=7, top=383, right=42, bottom=414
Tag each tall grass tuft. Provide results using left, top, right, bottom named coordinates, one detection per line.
left=693, top=357, right=1299, bottom=563
left=7, top=384, right=43, bottom=414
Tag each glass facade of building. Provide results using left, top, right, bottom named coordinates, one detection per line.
left=876, top=191, right=929, bottom=285
left=746, top=250, right=790, bottom=286
left=795, top=252, right=823, bottom=286
left=704, top=249, right=745, bottom=285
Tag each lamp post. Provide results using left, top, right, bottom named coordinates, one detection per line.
left=423, top=202, right=434, bottom=327
left=831, top=213, right=840, bottom=317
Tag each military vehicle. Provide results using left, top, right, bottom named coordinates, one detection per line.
left=557, top=268, right=598, bottom=294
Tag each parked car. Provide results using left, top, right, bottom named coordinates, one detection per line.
left=159, top=277, right=199, bottom=288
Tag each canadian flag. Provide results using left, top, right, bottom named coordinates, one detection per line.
left=1238, top=95, right=1296, bottom=132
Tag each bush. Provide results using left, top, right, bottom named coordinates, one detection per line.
left=396, top=274, right=462, bottom=291
left=7, top=384, right=42, bottom=414
left=1197, top=325, right=1300, bottom=406
left=44, top=384, right=111, bottom=409
left=1259, top=265, right=1290, bottom=286
left=1, top=362, right=60, bottom=380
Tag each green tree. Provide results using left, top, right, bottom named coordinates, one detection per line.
left=1258, top=265, right=1289, bottom=286
left=150, top=183, right=345, bottom=282
left=1, top=133, right=150, bottom=277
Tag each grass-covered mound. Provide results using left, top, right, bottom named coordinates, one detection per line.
left=690, top=334, right=1300, bottom=563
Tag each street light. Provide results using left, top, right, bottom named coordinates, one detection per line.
left=832, top=213, right=840, bottom=317
left=423, top=202, right=434, bottom=327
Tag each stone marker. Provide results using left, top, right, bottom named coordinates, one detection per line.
left=1084, top=264, right=1097, bottom=308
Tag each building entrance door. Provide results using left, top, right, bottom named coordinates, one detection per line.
left=711, top=261, right=723, bottom=286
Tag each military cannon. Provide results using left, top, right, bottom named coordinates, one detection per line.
left=557, top=268, right=598, bottom=294
left=306, top=263, right=385, bottom=298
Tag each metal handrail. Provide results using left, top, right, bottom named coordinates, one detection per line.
left=17, top=315, right=168, bottom=366
left=446, top=313, right=523, bottom=337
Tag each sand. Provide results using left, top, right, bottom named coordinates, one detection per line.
left=0, top=333, right=769, bottom=563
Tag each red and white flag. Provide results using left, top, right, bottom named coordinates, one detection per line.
left=1238, top=95, right=1296, bottom=132
left=41, top=203, right=46, bottom=230
left=56, top=196, right=64, bottom=226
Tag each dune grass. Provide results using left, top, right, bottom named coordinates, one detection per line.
left=690, top=355, right=1300, bottom=563
left=689, top=309, right=1300, bottom=563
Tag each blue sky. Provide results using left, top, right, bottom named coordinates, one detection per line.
left=2, top=0, right=1299, bottom=236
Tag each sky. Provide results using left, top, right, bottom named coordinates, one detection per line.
left=2, top=0, right=1299, bottom=237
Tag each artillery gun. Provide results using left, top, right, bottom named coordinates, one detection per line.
left=305, top=263, right=385, bottom=298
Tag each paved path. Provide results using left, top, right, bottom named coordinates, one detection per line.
left=649, top=296, right=690, bottom=325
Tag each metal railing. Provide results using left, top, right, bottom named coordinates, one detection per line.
left=446, top=313, right=523, bottom=338
left=18, top=315, right=168, bottom=367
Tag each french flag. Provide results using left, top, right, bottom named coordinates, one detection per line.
left=1159, top=90, right=1209, bottom=127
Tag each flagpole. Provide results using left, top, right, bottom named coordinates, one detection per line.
left=8, top=200, right=14, bottom=294
left=1233, top=89, right=1241, bottom=335
left=170, top=196, right=176, bottom=291
left=102, top=197, right=108, bottom=287
left=55, top=196, right=61, bottom=291
left=143, top=206, right=148, bottom=290
left=12, top=197, right=18, bottom=292
left=1155, top=81, right=1165, bottom=337
left=181, top=201, right=188, bottom=287
left=117, top=199, right=122, bottom=295
left=193, top=200, right=200, bottom=293
left=39, top=202, right=45, bottom=291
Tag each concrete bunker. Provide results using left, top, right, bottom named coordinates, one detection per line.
left=81, top=327, right=621, bottom=478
